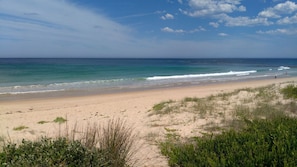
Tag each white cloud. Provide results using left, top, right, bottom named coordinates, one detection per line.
left=0, top=0, right=138, bottom=57
left=273, top=1, right=297, bottom=13
left=218, top=33, right=228, bottom=36
left=238, top=5, right=246, bottom=12
left=277, top=13, right=297, bottom=24
left=189, top=26, right=206, bottom=33
left=161, top=26, right=205, bottom=33
left=161, top=13, right=175, bottom=20
left=258, top=1, right=297, bottom=18
left=257, top=28, right=297, bottom=35
left=217, top=14, right=273, bottom=26
left=209, top=22, right=219, bottom=28
left=182, top=0, right=246, bottom=17
left=161, top=27, right=185, bottom=33
left=181, top=0, right=297, bottom=28
left=258, top=10, right=280, bottom=18
left=177, top=0, right=183, bottom=4
left=161, top=27, right=175, bottom=32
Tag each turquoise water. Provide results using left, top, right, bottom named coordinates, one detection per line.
left=0, top=58, right=296, bottom=95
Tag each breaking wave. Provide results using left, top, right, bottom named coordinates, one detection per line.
left=278, top=66, right=290, bottom=71
left=146, top=70, right=257, bottom=81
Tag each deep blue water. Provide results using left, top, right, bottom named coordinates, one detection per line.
left=0, top=58, right=296, bottom=95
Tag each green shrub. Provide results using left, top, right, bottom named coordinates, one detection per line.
left=160, top=117, right=297, bottom=167
left=53, top=117, right=67, bottom=124
left=0, top=137, right=108, bottom=167
left=282, top=84, right=297, bottom=99
left=0, top=118, right=136, bottom=167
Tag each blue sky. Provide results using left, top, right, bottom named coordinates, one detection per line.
left=0, top=0, right=297, bottom=58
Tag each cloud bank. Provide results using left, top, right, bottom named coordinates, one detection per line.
left=179, top=0, right=297, bottom=27
left=0, top=0, right=136, bottom=57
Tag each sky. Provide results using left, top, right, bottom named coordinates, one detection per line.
left=0, top=0, right=297, bottom=58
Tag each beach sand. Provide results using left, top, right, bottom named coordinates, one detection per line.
left=0, top=77, right=296, bottom=166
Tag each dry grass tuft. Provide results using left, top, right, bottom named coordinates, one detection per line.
left=99, top=118, right=137, bottom=167
left=60, top=118, right=138, bottom=167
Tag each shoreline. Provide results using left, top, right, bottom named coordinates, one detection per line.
left=1, top=77, right=296, bottom=167
left=0, top=76, right=295, bottom=102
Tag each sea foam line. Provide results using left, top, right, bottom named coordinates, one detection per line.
left=0, top=78, right=132, bottom=95
left=146, top=70, right=257, bottom=81
left=0, top=89, right=65, bottom=95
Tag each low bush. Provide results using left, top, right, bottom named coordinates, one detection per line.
left=0, top=118, right=136, bottom=167
left=161, top=117, right=297, bottom=167
left=0, top=137, right=108, bottom=166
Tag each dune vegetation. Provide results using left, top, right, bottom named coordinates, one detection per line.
left=153, top=83, right=297, bottom=167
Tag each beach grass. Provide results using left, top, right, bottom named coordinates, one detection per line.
left=37, top=120, right=49, bottom=124
left=151, top=100, right=175, bottom=115
left=99, top=119, right=137, bottom=167
left=13, top=126, right=29, bottom=131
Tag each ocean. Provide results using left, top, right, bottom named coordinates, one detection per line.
left=0, top=58, right=296, bottom=96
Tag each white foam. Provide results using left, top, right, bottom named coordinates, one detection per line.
left=278, top=66, right=290, bottom=71
left=146, top=70, right=257, bottom=81
left=0, top=89, right=64, bottom=95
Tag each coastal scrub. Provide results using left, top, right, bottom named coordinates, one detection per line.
left=0, top=118, right=137, bottom=167
left=161, top=117, right=297, bottom=166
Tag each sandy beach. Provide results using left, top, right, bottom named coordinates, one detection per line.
left=1, top=77, right=296, bottom=167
